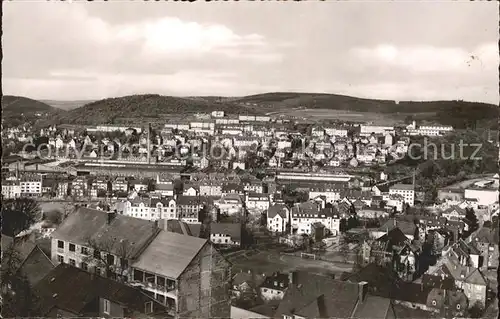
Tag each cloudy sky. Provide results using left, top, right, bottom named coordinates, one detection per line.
left=3, top=1, right=499, bottom=103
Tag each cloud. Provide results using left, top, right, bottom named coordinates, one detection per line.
left=350, top=43, right=497, bottom=75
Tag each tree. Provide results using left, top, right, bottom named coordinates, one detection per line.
left=347, top=216, right=360, bottom=230
left=1, top=244, right=41, bottom=316
left=467, top=301, right=484, bottom=318
left=339, top=218, right=348, bottom=233
left=43, top=210, right=63, bottom=225
left=464, top=208, right=479, bottom=233
left=82, top=237, right=134, bottom=281
left=2, top=198, right=40, bottom=237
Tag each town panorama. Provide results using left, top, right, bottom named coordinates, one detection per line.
left=1, top=2, right=499, bottom=319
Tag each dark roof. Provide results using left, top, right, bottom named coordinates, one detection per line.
left=18, top=245, right=55, bottom=286
left=267, top=204, right=288, bottom=218
left=377, top=227, right=411, bottom=249
left=51, top=207, right=159, bottom=259
left=35, top=264, right=171, bottom=317
left=275, top=271, right=361, bottom=318
left=379, top=218, right=416, bottom=236
left=187, top=223, right=202, bottom=238
left=392, top=282, right=432, bottom=305
left=260, top=272, right=289, bottom=290
left=352, top=295, right=393, bottom=319
left=161, top=219, right=193, bottom=236
left=421, top=274, right=456, bottom=290
left=343, top=263, right=401, bottom=299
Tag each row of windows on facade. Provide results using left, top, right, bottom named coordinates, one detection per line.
left=57, top=240, right=128, bottom=267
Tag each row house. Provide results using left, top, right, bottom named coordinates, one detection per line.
left=2, top=180, right=21, bottom=199
left=290, top=201, right=341, bottom=236
left=308, top=185, right=343, bottom=203
left=221, top=183, right=244, bottom=196
left=324, top=126, right=348, bottom=137
left=233, top=136, right=259, bottom=148
left=57, top=180, right=69, bottom=199
left=50, top=208, right=231, bottom=318
left=123, top=197, right=177, bottom=221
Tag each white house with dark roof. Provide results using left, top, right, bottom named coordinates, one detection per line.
left=267, top=204, right=290, bottom=233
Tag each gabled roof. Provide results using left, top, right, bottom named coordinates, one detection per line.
left=378, top=219, right=416, bottom=236
left=342, top=263, right=401, bottom=299
left=267, top=204, right=288, bottom=219
left=35, top=264, right=170, bottom=317
left=131, top=230, right=207, bottom=279
left=275, top=272, right=361, bottom=319
left=51, top=207, right=159, bottom=259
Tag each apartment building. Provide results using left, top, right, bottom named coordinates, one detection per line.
left=123, top=196, right=177, bottom=221
left=176, top=195, right=206, bottom=223
left=267, top=204, right=290, bottom=233
left=20, top=174, right=43, bottom=197
left=389, top=184, right=415, bottom=206
left=2, top=180, right=21, bottom=199
left=290, top=202, right=341, bottom=236
left=112, top=177, right=129, bottom=192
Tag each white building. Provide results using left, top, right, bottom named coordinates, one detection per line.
left=2, top=181, right=21, bottom=199
left=246, top=193, right=270, bottom=212
left=20, top=175, right=42, bottom=197
left=290, top=202, right=340, bottom=236
left=389, top=184, right=415, bottom=206
left=464, top=188, right=499, bottom=206
left=123, top=197, right=177, bottom=221
left=324, top=127, right=348, bottom=137
left=267, top=204, right=290, bottom=233
left=360, top=125, right=395, bottom=137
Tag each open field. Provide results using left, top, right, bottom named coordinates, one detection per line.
left=226, top=248, right=353, bottom=277
left=42, top=100, right=96, bottom=110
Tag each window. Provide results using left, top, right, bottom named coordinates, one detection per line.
left=69, top=243, right=76, bottom=252
left=69, top=258, right=76, bottom=266
left=107, top=254, right=115, bottom=265
left=81, top=262, right=88, bottom=271
left=57, top=240, right=64, bottom=249
left=103, top=298, right=110, bottom=314
left=57, top=255, right=64, bottom=263
left=81, top=247, right=89, bottom=255
left=94, top=249, right=100, bottom=259
left=263, top=288, right=268, bottom=292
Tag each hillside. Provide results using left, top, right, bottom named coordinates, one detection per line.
left=233, top=92, right=498, bottom=129
left=54, top=94, right=262, bottom=125
left=41, top=100, right=96, bottom=111
left=2, top=95, right=64, bottom=127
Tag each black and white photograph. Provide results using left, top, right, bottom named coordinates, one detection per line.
left=1, top=1, right=499, bottom=318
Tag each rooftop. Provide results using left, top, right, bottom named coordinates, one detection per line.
left=35, top=264, right=170, bottom=317
left=131, top=230, right=207, bottom=279
left=51, top=207, right=158, bottom=259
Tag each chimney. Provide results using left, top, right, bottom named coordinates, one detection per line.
left=358, top=281, right=368, bottom=303
left=107, top=211, right=116, bottom=225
